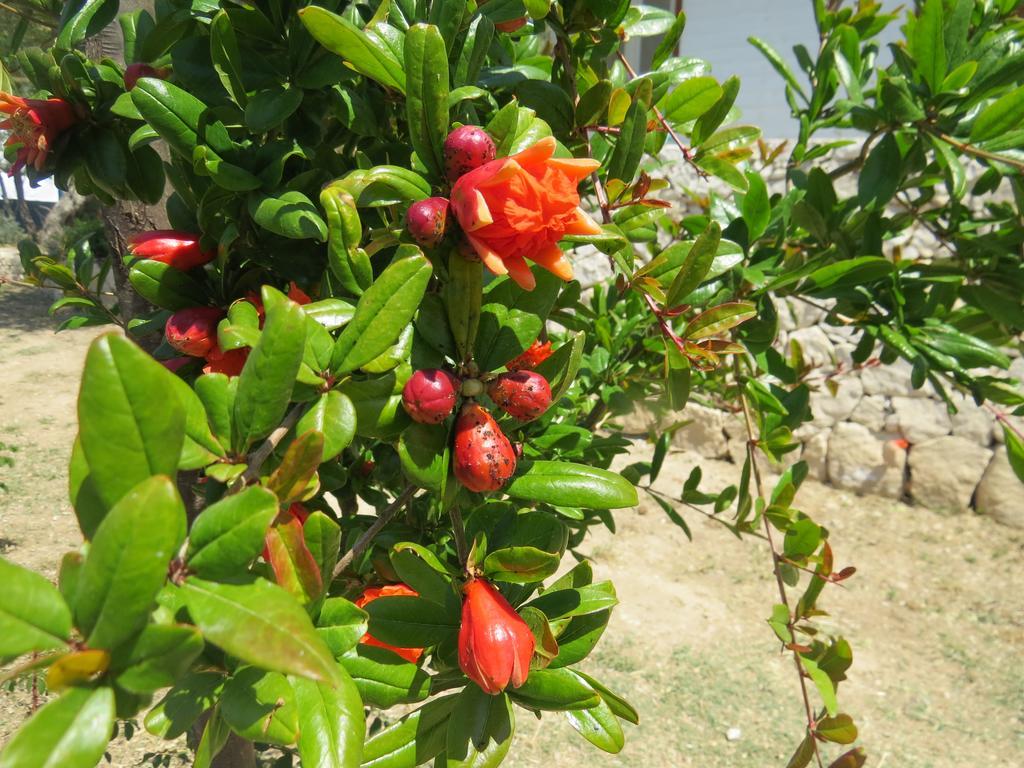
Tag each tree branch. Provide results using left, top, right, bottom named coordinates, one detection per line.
left=332, top=484, right=419, bottom=579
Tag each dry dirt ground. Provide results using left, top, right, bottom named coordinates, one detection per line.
left=1, top=285, right=1021, bottom=768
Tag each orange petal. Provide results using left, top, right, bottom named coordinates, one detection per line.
left=466, top=234, right=508, bottom=277
left=452, top=188, right=494, bottom=232
left=546, top=157, right=601, bottom=180
left=530, top=243, right=573, bottom=282
left=563, top=207, right=603, bottom=236
left=504, top=254, right=537, bottom=291
left=512, top=136, right=556, bottom=167
left=477, top=159, right=523, bottom=189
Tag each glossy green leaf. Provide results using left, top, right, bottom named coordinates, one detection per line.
left=576, top=79, right=613, bottom=127
left=187, top=486, right=279, bottom=578
left=482, top=547, right=560, bottom=584
left=113, top=623, right=204, bottom=694
left=317, top=597, right=369, bottom=658
left=508, top=667, right=600, bottom=711
left=292, top=672, right=365, bottom=768
left=857, top=133, right=901, bottom=209
left=971, top=84, right=1024, bottom=143
left=659, top=76, right=722, bottom=124
left=245, top=86, right=304, bottom=131
left=267, top=430, right=324, bottom=505
left=181, top=577, right=343, bottom=685
left=504, top=461, right=638, bottom=509
left=365, top=595, right=458, bottom=647
left=128, top=259, right=207, bottom=311
left=340, top=645, right=431, bottom=708
left=605, top=99, right=647, bottom=184
left=74, top=476, right=184, bottom=650
left=548, top=610, right=611, bottom=667
left=305, top=512, right=343, bottom=592
left=817, top=713, right=858, bottom=745
left=131, top=78, right=205, bottom=159
left=665, top=221, right=720, bottom=307
left=742, top=170, right=770, bottom=240
left=361, top=695, right=457, bottom=768
left=0, top=687, right=114, bottom=768
left=475, top=269, right=561, bottom=372
left=391, top=543, right=455, bottom=606
left=564, top=688, right=624, bottom=753
left=445, top=687, right=514, bottom=768
left=299, top=6, right=406, bottom=92
left=57, top=0, right=118, bottom=48
left=221, top=667, right=299, bottom=746
left=233, top=286, right=307, bottom=452
left=1002, top=424, right=1024, bottom=485
left=210, top=10, right=247, bottom=106
left=144, top=670, right=225, bottom=739
left=405, top=24, right=449, bottom=179
left=0, top=557, right=72, bottom=659
left=249, top=191, right=327, bottom=241
left=78, top=333, right=184, bottom=510
left=684, top=301, right=756, bottom=340
left=339, top=372, right=410, bottom=440
left=333, top=253, right=433, bottom=373
left=398, top=422, right=449, bottom=491
left=525, top=582, right=618, bottom=620
left=912, top=0, right=947, bottom=91
left=691, top=75, right=739, bottom=146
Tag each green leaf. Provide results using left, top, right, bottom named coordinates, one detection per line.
left=398, top=422, right=449, bottom=491
left=186, top=486, right=279, bottom=579
left=665, top=221, right=720, bottom=307
left=131, top=78, right=205, bottom=159
left=292, top=672, right=365, bottom=768
left=165, top=371, right=226, bottom=469
left=113, top=623, right=204, bottom=694
left=181, top=577, right=343, bottom=686
left=691, top=75, right=739, bottom=146
left=508, top=668, right=600, bottom=711
left=684, top=301, right=756, bottom=340
left=525, top=582, right=618, bottom=620
left=339, top=373, right=409, bottom=440
left=474, top=269, right=561, bottom=372
left=0, top=557, right=71, bottom=659
left=340, top=645, right=431, bottom=708
left=817, top=714, right=858, bottom=745
left=548, top=610, right=610, bottom=667
left=305, top=512, right=343, bottom=591
left=221, top=667, right=300, bottom=746
left=575, top=672, right=638, bottom=724
left=128, top=259, right=207, bottom=311
left=749, top=36, right=807, bottom=101
left=144, top=670, right=225, bottom=739
left=605, top=99, right=647, bottom=184
left=361, top=695, right=457, bottom=767
left=245, top=86, right=304, bottom=131
left=801, top=656, right=838, bottom=716
left=565, top=689, right=624, bottom=753
left=332, top=252, right=433, bottom=373
left=210, top=10, right=247, bottom=107
left=1002, top=424, right=1024, bottom=485
left=971, top=84, right=1024, bottom=143
left=857, top=133, right=901, bottom=209
left=299, top=6, right=406, bottom=92
left=482, top=547, right=560, bottom=584
left=912, top=0, right=947, bottom=92
left=0, top=687, right=114, bottom=768
left=405, top=24, right=449, bottom=179
left=78, top=333, right=184, bottom=510
left=248, top=191, right=327, bottom=241
left=364, top=595, right=458, bottom=647
left=806, top=256, right=892, bottom=290
left=317, top=597, right=369, bottom=658
left=659, top=76, right=723, bottom=124
left=505, top=461, right=637, bottom=509
left=576, top=80, right=613, bottom=127
left=445, top=687, right=514, bottom=768
left=267, top=430, right=324, bottom=505
left=233, top=286, right=307, bottom=452
left=783, top=519, right=822, bottom=558
left=742, top=170, right=770, bottom=240
left=651, top=11, right=686, bottom=70
left=74, top=476, right=185, bottom=650
left=390, top=543, right=455, bottom=606
left=57, top=0, right=118, bottom=48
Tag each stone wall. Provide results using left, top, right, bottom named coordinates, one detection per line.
left=599, top=144, right=1024, bottom=528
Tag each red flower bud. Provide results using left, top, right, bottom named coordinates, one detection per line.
left=354, top=584, right=425, bottom=663
left=402, top=369, right=460, bottom=424
left=406, top=197, right=450, bottom=248
left=505, top=339, right=553, bottom=371
left=160, top=357, right=191, bottom=374
left=495, top=18, right=527, bottom=33
left=203, top=347, right=249, bottom=376
left=165, top=307, right=223, bottom=357
left=0, top=92, right=78, bottom=174
left=443, top=125, right=497, bottom=183
left=453, top=403, right=516, bottom=492
left=287, top=281, right=312, bottom=305
left=458, top=578, right=535, bottom=694
left=129, top=230, right=215, bottom=271
left=487, top=370, right=552, bottom=420
left=124, top=63, right=170, bottom=91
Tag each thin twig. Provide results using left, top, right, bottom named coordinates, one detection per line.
left=232, top=404, right=306, bottom=490
left=332, top=484, right=419, bottom=579
left=736, top=361, right=824, bottom=768
left=644, top=485, right=768, bottom=539
left=986, top=403, right=1024, bottom=443
left=929, top=130, right=1024, bottom=173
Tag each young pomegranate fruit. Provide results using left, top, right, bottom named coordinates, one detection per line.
left=453, top=403, right=516, bottom=492
left=487, top=370, right=552, bottom=421
left=406, top=197, right=449, bottom=248
left=165, top=307, right=223, bottom=357
left=402, top=369, right=460, bottom=424
left=443, top=125, right=497, bottom=183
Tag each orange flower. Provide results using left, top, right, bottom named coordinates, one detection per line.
left=354, top=584, right=425, bottom=663
left=450, top=136, right=601, bottom=290
left=0, top=93, right=77, bottom=174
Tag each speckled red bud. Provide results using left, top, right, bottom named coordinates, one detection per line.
left=453, top=403, right=517, bottom=492
left=443, top=126, right=497, bottom=183
left=402, top=369, right=460, bottom=424
left=487, top=370, right=552, bottom=421
left=406, top=197, right=449, bottom=248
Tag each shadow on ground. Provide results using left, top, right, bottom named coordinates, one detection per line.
left=0, top=285, right=62, bottom=333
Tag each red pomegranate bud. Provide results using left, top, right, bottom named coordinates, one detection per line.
left=287, top=281, right=312, bottom=305
left=129, top=230, right=215, bottom=271
left=505, top=339, right=553, bottom=371
left=495, top=17, right=527, bottom=33
left=443, top=126, right=497, bottom=182
left=458, top=578, right=535, bottom=694
left=359, top=460, right=376, bottom=477
left=402, top=369, right=460, bottom=424
left=487, top=370, right=552, bottom=421
left=165, top=307, right=223, bottom=357
left=124, top=63, right=169, bottom=91
left=160, top=357, right=191, bottom=374
left=406, top=197, right=450, bottom=248
left=453, top=403, right=516, bottom=492
left=354, top=584, right=425, bottom=663
left=203, top=347, right=249, bottom=376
